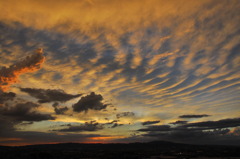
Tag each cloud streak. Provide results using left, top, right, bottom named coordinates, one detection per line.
left=179, top=114, right=210, bottom=119
left=142, top=120, right=160, bottom=126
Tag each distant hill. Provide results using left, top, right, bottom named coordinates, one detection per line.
left=0, top=141, right=239, bottom=159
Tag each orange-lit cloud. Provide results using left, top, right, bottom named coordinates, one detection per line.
left=0, top=48, right=45, bottom=92
left=0, top=0, right=207, bottom=31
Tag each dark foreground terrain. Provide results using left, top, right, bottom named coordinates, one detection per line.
left=0, top=141, right=240, bottom=159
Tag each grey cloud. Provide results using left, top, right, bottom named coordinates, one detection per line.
left=170, top=120, right=188, bottom=125
left=111, top=123, right=123, bottom=128
left=142, top=120, right=160, bottom=125
left=72, top=92, right=108, bottom=113
left=52, top=102, right=68, bottom=115
left=116, top=112, right=135, bottom=118
left=103, top=120, right=123, bottom=128
left=179, top=114, right=210, bottom=118
left=54, top=107, right=68, bottom=115
left=20, top=88, right=82, bottom=103
left=55, top=120, right=103, bottom=132
left=138, top=125, right=171, bottom=132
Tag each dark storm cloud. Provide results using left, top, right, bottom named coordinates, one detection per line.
left=72, top=92, right=108, bottom=113
left=179, top=114, right=210, bottom=118
left=142, top=120, right=160, bottom=125
left=0, top=92, right=16, bottom=104
left=52, top=102, right=68, bottom=115
left=116, top=112, right=135, bottom=118
left=170, top=120, right=188, bottom=125
left=0, top=102, right=55, bottom=121
left=20, top=88, right=82, bottom=103
left=55, top=120, right=103, bottom=132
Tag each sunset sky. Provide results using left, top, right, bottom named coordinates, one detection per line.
left=0, top=0, right=240, bottom=146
